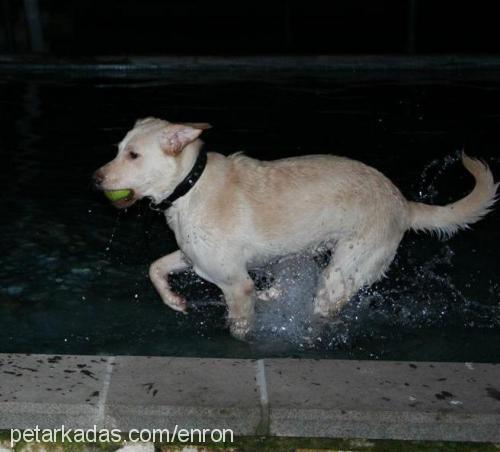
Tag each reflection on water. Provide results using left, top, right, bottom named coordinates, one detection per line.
left=0, top=75, right=499, bottom=361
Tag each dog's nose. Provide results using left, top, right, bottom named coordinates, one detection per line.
left=93, top=170, right=105, bottom=189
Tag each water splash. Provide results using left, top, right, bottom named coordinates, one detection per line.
left=417, top=150, right=462, bottom=203
left=240, top=234, right=499, bottom=358
left=250, top=254, right=320, bottom=350
left=238, top=153, right=500, bottom=356
left=96, top=213, right=122, bottom=278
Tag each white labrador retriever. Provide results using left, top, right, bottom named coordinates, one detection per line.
left=94, top=117, right=498, bottom=339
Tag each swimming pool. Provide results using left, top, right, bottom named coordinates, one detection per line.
left=1, top=69, right=499, bottom=361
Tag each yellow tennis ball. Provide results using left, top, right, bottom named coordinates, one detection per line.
left=104, top=189, right=132, bottom=202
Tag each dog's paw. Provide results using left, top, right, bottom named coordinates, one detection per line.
left=229, top=318, right=252, bottom=341
left=161, top=292, right=187, bottom=313
left=313, top=289, right=331, bottom=317
left=313, top=291, right=347, bottom=317
left=256, top=286, right=283, bottom=301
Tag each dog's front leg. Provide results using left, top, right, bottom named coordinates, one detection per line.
left=149, top=250, right=190, bottom=312
left=220, top=275, right=255, bottom=341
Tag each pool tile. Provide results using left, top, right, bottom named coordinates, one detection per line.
left=264, top=359, right=500, bottom=441
left=106, top=356, right=262, bottom=434
left=0, top=353, right=113, bottom=429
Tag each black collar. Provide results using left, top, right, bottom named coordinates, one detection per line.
left=151, top=148, right=207, bottom=211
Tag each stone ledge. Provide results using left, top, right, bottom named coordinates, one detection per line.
left=0, top=354, right=112, bottom=429
left=104, top=356, right=261, bottom=434
left=3, top=55, right=500, bottom=81
left=0, top=354, right=499, bottom=442
left=264, top=359, right=500, bottom=442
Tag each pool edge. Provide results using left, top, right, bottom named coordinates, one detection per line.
left=0, top=353, right=499, bottom=442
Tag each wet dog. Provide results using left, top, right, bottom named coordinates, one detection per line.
left=94, top=118, right=498, bottom=340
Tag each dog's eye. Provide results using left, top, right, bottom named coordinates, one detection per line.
left=128, top=151, right=140, bottom=160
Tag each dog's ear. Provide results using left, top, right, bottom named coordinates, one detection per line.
left=159, top=123, right=210, bottom=155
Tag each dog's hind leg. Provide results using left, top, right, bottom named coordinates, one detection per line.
left=149, top=250, right=190, bottom=312
left=313, top=235, right=400, bottom=317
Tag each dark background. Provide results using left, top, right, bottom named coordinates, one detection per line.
left=2, top=0, right=500, bottom=56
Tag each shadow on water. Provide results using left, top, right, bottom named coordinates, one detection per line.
left=0, top=75, right=499, bottom=361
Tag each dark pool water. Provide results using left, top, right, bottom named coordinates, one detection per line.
left=0, top=73, right=499, bottom=361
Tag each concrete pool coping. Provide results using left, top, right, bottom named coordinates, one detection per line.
left=0, top=354, right=499, bottom=443
left=4, top=55, right=500, bottom=81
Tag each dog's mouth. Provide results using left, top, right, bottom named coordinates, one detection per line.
left=104, top=189, right=138, bottom=209
left=112, top=195, right=137, bottom=209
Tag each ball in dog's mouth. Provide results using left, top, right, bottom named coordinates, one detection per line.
left=104, top=189, right=133, bottom=202
left=104, top=189, right=136, bottom=209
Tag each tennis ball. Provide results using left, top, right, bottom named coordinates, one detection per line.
left=104, top=189, right=132, bottom=202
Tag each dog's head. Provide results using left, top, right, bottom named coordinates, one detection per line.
left=93, top=118, right=211, bottom=208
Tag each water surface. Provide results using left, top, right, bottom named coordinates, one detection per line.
left=0, top=74, right=499, bottom=361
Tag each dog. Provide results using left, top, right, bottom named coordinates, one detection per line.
left=94, top=117, right=498, bottom=340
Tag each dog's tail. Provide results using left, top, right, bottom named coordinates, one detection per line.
left=408, top=153, right=498, bottom=238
